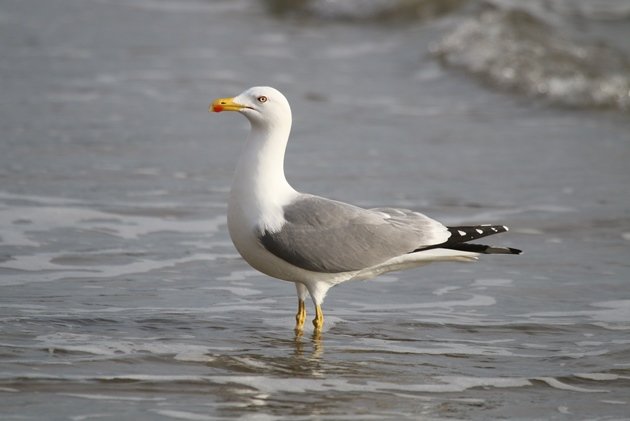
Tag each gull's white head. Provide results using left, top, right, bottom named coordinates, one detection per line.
left=211, top=86, right=291, bottom=129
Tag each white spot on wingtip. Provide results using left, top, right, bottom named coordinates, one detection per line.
left=458, top=230, right=466, bottom=236
left=491, top=227, right=498, bottom=232
left=503, top=225, right=509, bottom=232
left=475, top=229, right=484, bottom=234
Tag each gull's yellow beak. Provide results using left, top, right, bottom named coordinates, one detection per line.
left=210, top=97, right=246, bottom=113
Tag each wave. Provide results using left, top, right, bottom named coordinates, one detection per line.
left=259, top=0, right=630, bottom=112
left=2, top=370, right=626, bottom=395
left=261, top=0, right=467, bottom=22
left=433, top=3, right=630, bottom=111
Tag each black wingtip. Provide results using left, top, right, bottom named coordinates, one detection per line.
left=485, top=246, right=522, bottom=255
left=412, top=224, right=522, bottom=255
left=508, top=247, right=523, bottom=255
left=445, top=243, right=522, bottom=255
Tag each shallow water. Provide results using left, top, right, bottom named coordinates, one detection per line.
left=1, top=0, right=630, bottom=419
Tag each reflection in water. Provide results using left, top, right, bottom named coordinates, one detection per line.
left=292, top=330, right=324, bottom=363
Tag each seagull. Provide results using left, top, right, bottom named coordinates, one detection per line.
left=210, top=86, right=520, bottom=333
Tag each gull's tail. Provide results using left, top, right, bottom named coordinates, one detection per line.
left=414, top=225, right=522, bottom=255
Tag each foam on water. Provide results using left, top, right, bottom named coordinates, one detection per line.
left=207, top=373, right=616, bottom=396
left=471, top=278, right=513, bottom=287
left=35, top=332, right=217, bottom=359
left=521, top=300, right=630, bottom=330
left=151, top=410, right=217, bottom=421
left=353, top=337, right=516, bottom=357
left=0, top=251, right=223, bottom=286
left=352, top=293, right=496, bottom=312
left=216, top=269, right=265, bottom=282
left=203, top=285, right=263, bottom=297
left=59, top=393, right=166, bottom=401
left=0, top=192, right=228, bottom=286
left=0, top=203, right=224, bottom=243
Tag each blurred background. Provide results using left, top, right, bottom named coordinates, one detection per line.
left=1, top=0, right=629, bottom=419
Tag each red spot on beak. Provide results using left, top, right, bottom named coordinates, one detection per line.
left=213, top=104, right=224, bottom=112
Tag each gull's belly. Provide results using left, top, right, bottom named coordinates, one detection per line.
left=227, top=204, right=353, bottom=286
left=228, top=220, right=290, bottom=280
left=227, top=204, right=303, bottom=282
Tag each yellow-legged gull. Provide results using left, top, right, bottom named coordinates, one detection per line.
left=210, top=86, right=521, bottom=333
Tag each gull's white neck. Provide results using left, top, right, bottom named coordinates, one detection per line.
left=228, top=119, right=298, bottom=232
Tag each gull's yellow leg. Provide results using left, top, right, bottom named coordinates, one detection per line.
left=295, top=299, right=306, bottom=332
left=313, top=304, right=324, bottom=332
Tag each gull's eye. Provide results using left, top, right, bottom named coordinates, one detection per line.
left=257, top=96, right=268, bottom=103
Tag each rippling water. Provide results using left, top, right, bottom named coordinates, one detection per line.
left=1, top=0, right=630, bottom=419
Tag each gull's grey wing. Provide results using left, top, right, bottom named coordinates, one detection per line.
left=259, top=195, right=450, bottom=273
